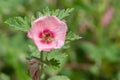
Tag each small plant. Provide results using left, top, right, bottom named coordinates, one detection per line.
left=5, top=8, right=81, bottom=80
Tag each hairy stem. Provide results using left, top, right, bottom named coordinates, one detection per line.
left=39, top=51, right=44, bottom=80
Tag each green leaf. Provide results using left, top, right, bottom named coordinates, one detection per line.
left=27, top=45, right=39, bottom=59
left=66, top=31, right=82, bottom=43
left=36, top=8, right=74, bottom=20
left=62, top=44, right=70, bottom=49
left=48, top=76, right=70, bottom=80
left=5, top=17, right=30, bottom=32
left=45, top=49, right=68, bottom=75
left=42, top=7, right=51, bottom=16
left=56, top=8, right=74, bottom=20
left=5, top=8, right=73, bottom=32
left=47, top=58, right=60, bottom=67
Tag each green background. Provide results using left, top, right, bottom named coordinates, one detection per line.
left=0, top=0, right=120, bottom=80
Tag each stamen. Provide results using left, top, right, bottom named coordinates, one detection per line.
left=39, top=29, right=55, bottom=44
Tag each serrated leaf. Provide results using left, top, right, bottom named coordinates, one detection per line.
left=47, top=58, right=60, bottom=67
left=36, top=8, right=74, bottom=20
left=45, top=50, right=68, bottom=75
left=66, top=31, right=81, bottom=43
left=5, top=17, right=30, bottom=32
left=62, top=44, right=70, bottom=49
left=51, top=9, right=60, bottom=17
left=57, top=8, right=74, bottom=20
left=5, top=8, right=73, bottom=32
left=42, top=7, right=51, bottom=16
left=45, top=49, right=61, bottom=59
left=48, top=76, right=70, bottom=80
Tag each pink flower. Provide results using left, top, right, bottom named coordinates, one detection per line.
left=101, top=6, right=114, bottom=27
left=27, top=16, right=67, bottom=51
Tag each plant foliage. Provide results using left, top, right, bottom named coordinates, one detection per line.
left=5, top=8, right=74, bottom=32
left=5, top=17, right=30, bottom=32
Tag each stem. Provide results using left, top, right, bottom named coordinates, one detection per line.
left=32, top=56, right=47, bottom=64
left=39, top=51, right=44, bottom=80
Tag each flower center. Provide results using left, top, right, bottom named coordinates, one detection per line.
left=39, top=29, right=55, bottom=44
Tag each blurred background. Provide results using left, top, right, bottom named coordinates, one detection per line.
left=0, top=0, right=120, bottom=80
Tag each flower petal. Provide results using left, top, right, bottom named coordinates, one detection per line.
left=27, top=16, right=67, bottom=51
